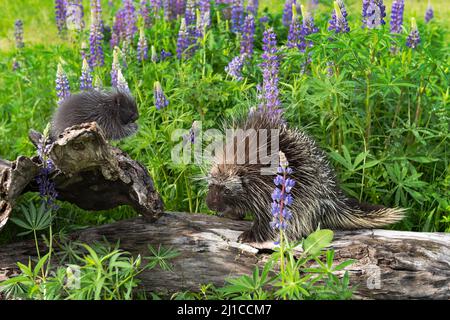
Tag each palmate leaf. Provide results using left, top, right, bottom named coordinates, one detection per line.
left=10, top=202, right=53, bottom=236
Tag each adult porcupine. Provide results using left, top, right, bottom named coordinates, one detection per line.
left=205, top=110, right=405, bottom=243
left=50, top=88, right=139, bottom=141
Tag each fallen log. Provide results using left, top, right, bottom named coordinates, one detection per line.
left=1, top=212, right=449, bottom=299
left=0, top=122, right=164, bottom=231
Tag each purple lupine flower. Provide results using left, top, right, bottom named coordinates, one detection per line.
left=110, top=8, right=126, bottom=48
left=425, top=3, right=434, bottom=23
left=123, top=0, right=137, bottom=43
left=140, top=0, right=151, bottom=28
left=66, top=0, right=85, bottom=32
left=329, top=0, right=350, bottom=33
left=240, top=14, right=255, bottom=57
left=176, top=18, right=189, bottom=59
left=150, top=0, right=163, bottom=12
left=137, top=27, right=149, bottom=61
left=111, top=46, right=121, bottom=87
left=183, top=121, right=200, bottom=145
left=175, top=0, right=186, bottom=17
left=225, top=55, right=245, bottom=80
left=247, top=0, right=259, bottom=17
left=199, top=0, right=211, bottom=27
left=282, top=0, right=293, bottom=26
left=88, top=5, right=104, bottom=67
left=364, top=0, right=386, bottom=29
left=362, top=0, right=386, bottom=28
left=160, top=49, right=172, bottom=60
left=91, top=0, right=103, bottom=30
left=56, top=63, right=71, bottom=105
left=36, top=135, right=59, bottom=210
left=14, top=19, right=24, bottom=49
left=231, top=0, right=244, bottom=33
left=117, top=69, right=130, bottom=92
left=55, top=0, right=68, bottom=35
left=406, top=18, right=420, bottom=49
left=80, top=41, right=88, bottom=60
left=390, top=0, right=404, bottom=33
left=154, top=81, right=169, bottom=109
left=270, top=151, right=295, bottom=232
left=302, top=5, right=319, bottom=35
left=287, top=4, right=304, bottom=50
left=80, top=58, right=93, bottom=90
left=185, top=0, right=196, bottom=26
left=258, top=28, right=281, bottom=118
left=196, top=8, right=209, bottom=39
left=259, top=15, right=269, bottom=24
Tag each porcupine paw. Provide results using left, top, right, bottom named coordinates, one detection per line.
left=238, top=229, right=257, bottom=243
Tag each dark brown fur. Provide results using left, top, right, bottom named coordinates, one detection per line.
left=50, top=89, right=139, bottom=141
left=206, top=110, right=405, bottom=243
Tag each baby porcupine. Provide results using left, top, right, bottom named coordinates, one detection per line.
left=50, top=89, right=139, bottom=141
left=206, top=110, right=405, bottom=243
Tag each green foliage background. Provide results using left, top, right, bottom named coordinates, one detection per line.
left=0, top=0, right=448, bottom=246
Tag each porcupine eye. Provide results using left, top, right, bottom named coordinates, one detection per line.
left=224, top=188, right=232, bottom=196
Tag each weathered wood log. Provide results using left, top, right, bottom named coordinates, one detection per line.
left=0, top=122, right=164, bottom=231
left=1, top=212, right=448, bottom=299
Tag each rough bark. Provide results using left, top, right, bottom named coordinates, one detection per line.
left=1, top=212, right=448, bottom=300
left=0, top=122, right=164, bottom=231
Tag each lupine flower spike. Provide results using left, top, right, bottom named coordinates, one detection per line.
left=329, top=0, right=350, bottom=34
left=270, top=151, right=295, bottom=233
left=390, top=0, right=404, bottom=34
left=425, top=1, right=434, bottom=23
left=137, top=27, right=149, bottom=61
left=153, top=81, right=169, bottom=110
left=176, top=18, right=189, bottom=59
left=56, top=63, right=71, bottom=105
left=123, top=0, right=137, bottom=44
left=66, top=0, right=85, bottom=32
left=55, top=0, right=68, bottom=35
left=80, top=58, right=93, bottom=90
left=14, top=19, right=24, bottom=49
left=89, top=3, right=104, bottom=67
left=111, top=46, right=121, bottom=87
left=302, top=5, right=319, bottom=35
left=247, top=0, right=259, bottom=17
left=240, top=14, right=255, bottom=57
left=116, top=68, right=130, bottom=92
left=287, top=4, right=304, bottom=50
left=362, top=0, right=386, bottom=29
left=258, top=28, right=281, bottom=119
left=225, top=55, right=245, bottom=81
left=282, top=0, right=296, bottom=26
left=231, top=0, right=244, bottom=33
left=36, top=125, right=59, bottom=210
left=406, top=18, right=420, bottom=49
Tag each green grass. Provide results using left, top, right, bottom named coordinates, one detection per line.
left=0, top=0, right=449, bottom=246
